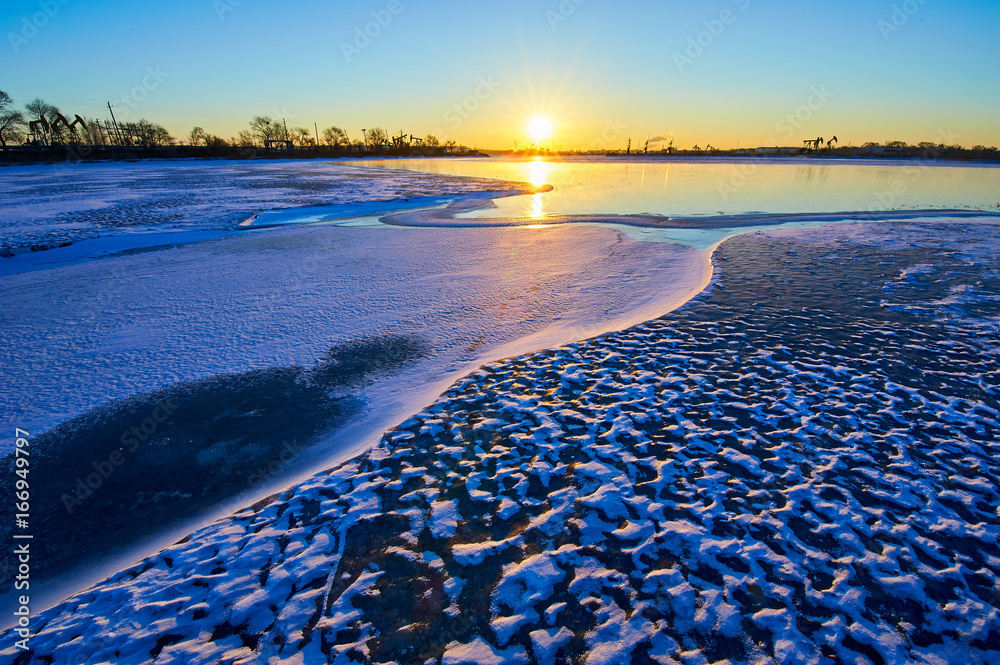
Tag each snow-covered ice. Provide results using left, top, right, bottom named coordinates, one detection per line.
left=0, top=158, right=529, bottom=256
left=5, top=219, right=999, bottom=664
left=0, top=222, right=708, bottom=439
left=0, top=160, right=709, bottom=617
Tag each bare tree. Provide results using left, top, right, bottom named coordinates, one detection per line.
left=24, top=98, right=61, bottom=144
left=119, top=119, right=173, bottom=148
left=322, top=126, right=347, bottom=147
left=0, top=91, right=26, bottom=147
left=76, top=117, right=107, bottom=146
left=188, top=126, right=208, bottom=146
left=424, top=134, right=440, bottom=147
left=367, top=127, right=387, bottom=148
left=289, top=127, right=313, bottom=146
left=235, top=130, right=255, bottom=147
left=148, top=123, right=173, bottom=147
left=249, top=116, right=283, bottom=144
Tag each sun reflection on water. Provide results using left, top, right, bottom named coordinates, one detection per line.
left=529, top=193, right=545, bottom=218
left=527, top=158, right=551, bottom=218
left=528, top=158, right=550, bottom=186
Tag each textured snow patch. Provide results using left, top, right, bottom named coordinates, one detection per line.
left=442, top=636, right=528, bottom=665
left=430, top=500, right=459, bottom=539
left=4, top=220, right=1000, bottom=665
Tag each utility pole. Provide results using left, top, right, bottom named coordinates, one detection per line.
left=283, top=118, right=289, bottom=141
left=314, top=122, right=319, bottom=146
left=107, top=101, right=124, bottom=146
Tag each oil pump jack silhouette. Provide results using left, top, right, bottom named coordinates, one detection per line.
left=803, top=136, right=838, bottom=151
left=28, top=112, right=88, bottom=143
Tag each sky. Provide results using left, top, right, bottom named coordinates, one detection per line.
left=2, top=0, right=998, bottom=150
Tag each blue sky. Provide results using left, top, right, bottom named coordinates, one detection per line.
left=2, top=0, right=997, bottom=148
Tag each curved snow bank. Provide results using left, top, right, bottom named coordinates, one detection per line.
left=7, top=220, right=998, bottom=663
left=0, top=223, right=709, bottom=440
left=236, top=187, right=552, bottom=229
left=0, top=219, right=711, bottom=615
left=383, top=195, right=998, bottom=231
left=380, top=196, right=1000, bottom=253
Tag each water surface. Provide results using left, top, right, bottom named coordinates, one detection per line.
left=363, top=156, right=1000, bottom=219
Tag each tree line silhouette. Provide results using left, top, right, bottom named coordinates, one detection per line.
left=0, top=91, right=459, bottom=157
left=1, top=90, right=996, bottom=162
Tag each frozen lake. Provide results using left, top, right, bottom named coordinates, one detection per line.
left=363, top=155, right=1000, bottom=219
left=2, top=157, right=999, bottom=633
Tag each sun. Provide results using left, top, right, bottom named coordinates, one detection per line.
left=527, top=116, right=553, bottom=143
